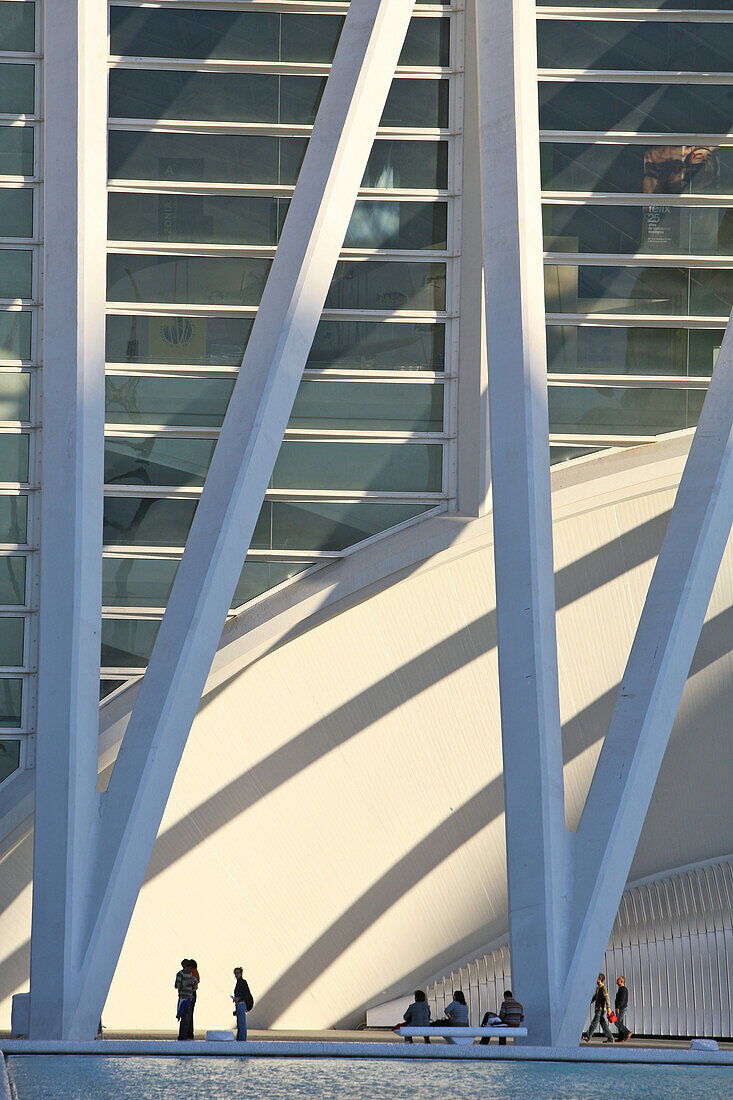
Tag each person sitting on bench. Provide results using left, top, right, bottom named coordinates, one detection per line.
left=432, top=989, right=469, bottom=1027
left=480, top=989, right=524, bottom=1045
left=402, top=990, right=431, bottom=1043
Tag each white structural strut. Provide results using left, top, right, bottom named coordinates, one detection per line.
left=557, top=314, right=733, bottom=1044
left=27, top=0, right=107, bottom=1039
left=66, top=0, right=417, bottom=1038
left=476, top=0, right=569, bottom=1046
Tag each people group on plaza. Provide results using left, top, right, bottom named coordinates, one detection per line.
left=400, top=987, right=524, bottom=1044
left=174, top=959, right=254, bottom=1042
left=583, top=972, right=633, bottom=1043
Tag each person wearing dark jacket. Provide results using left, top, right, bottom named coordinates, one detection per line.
left=232, top=967, right=253, bottom=1042
left=174, top=959, right=198, bottom=1041
left=402, top=990, right=431, bottom=1043
left=582, top=972, right=615, bottom=1043
left=614, top=976, right=632, bottom=1042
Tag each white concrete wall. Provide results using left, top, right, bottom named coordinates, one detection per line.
left=1, top=436, right=732, bottom=1033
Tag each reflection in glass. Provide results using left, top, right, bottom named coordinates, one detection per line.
left=100, top=679, right=127, bottom=700
left=308, top=321, right=445, bottom=371
left=0, top=3, right=35, bottom=53
left=0, top=555, right=24, bottom=604
left=541, top=142, right=729, bottom=196
left=538, top=20, right=733, bottom=73
left=0, top=494, right=26, bottom=542
left=0, top=251, right=31, bottom=299
left=107, top=254, right=271, bottom=306
left=288, top=381, right=444, bottom=431
left=106, top=315, right=253, bottom=366
left=0, top=65, right=34, bottom=115
left=548, top=384, right=705, bottom=435
left=106, top=375, right=234, bottom=426
left=105, top=436, right=217, bottom=487
left=0, top=373, right=29, bottom=420
left=540, top=82, right=733, bottom=136
left=232, top=560, right=312, bottom=606
left=547, top=324, right=723, bottom=377
left=363, top=140, right=449, bottom=190
left=0, top=312, right=31, bottom=360
left=550, top=444, right=599, bottom=464
left=0, top=676, right=20, bottom=726
left=0, top=126, right=33, bottom=176
left=255, top=500, right=434, bottom=551
left=0, top=737, right=20, bottom=783
left=0, top=189, right=32, bottom=238
left=102, top=618, right=160, bottom=668
left=382, top=79, right=449, bottom=129
left=272, top=441, right=442, bottom=492
left=0, top=434, right=29, bottom=482
left=325, top=261, right=446, bottom=311
left=547, top=266, right=733, bottom=319
left=0, top=616, right=23, bottom=665
left=104, top=495, right=197, bottom=546
left=543, top=204, right=733, bottom=257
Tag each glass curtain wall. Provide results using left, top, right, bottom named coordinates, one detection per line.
left=0, top=0, right=37, bottom=779
left=103, top=1, right=459, bottom=690
left=538, top=3, right=728, bottom=461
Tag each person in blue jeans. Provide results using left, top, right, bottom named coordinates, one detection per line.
left=232, top=967, right=253, bottom=1041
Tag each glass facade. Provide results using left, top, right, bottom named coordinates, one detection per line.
left=540, top=8, right=729, bottom=458
left=102, top=0, right=456, bottom=683
left=0, top=0, right=36, bottom=777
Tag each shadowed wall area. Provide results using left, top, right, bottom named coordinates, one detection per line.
left=1, top=441, right=732, bottom=1032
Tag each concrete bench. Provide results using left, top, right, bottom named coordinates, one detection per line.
left=400, top=1026, right=528, bottom=1046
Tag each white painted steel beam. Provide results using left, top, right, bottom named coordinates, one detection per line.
left=556, top=314, right=733, bottom=1045
left=27, top=0, right=107, bottom=1039
left=69, top=0, right=418, bottom=1037
left=476, top=0, right=570, bottom=1047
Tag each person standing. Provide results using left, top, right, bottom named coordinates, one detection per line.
left=174, top=959, right=198, bottom=1041
left=614, top=976, right=632, bottom=1043
left=583, top=972, right=615, bottom=1043
left=232, top=966, right=253, bottom=1042
left=402, top=989, right=431, bottom=1043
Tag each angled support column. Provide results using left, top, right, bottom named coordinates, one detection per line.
left=27, top=0, right=107, bottom=1039
left=67, top=0, right=417, bottom=1037
left=556, top=316, right=733, bottom=1043
left=476, top=0, right=570, bottom=1046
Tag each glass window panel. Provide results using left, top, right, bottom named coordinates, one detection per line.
left=110, top=7, right=281, bottom=60
left=540, top=82, right=733, bottom=137
left=232, top=560, right=312, bottom=607
left=0, top=615, right=23, bottom=664
left=105, top=436, right=216, bottom=488
left=538, top=20, right=733, bottom=73
left=265, top=500, right=433, bottom=551
left=541, top=142, right=733, bottom=196
left=280, top=14, right=343, bottom=62
left=0, top=188, right=31, bottom=236
left=325, top=260, right=446, bottom=311
left=109, top=130, right=299, bottom=185
left=101, top=617, right=160, bottom=668
left=545, top=264, right=697, bottom=317
left=308, top=320, right=445, bottom=371
left=0, top=125, right=33, bottom=175
left=0, top=737, right=20, bottom=782
left=548, top=384, right=705, bottom=435
left=100, top=679, right=127, bottom=700
left=399, top=18, right=450, bottom=67
left=381, top=79, right=449, bottom=129
left=0, top=312, right=30, bottom=360
left=538, top=0, right=733, bottom=7
left=108, top=192, right=281, bottom=246
left=104, top=495, right=197, bottom=546
left=106, top=375, right=234, bottom=427
left=109, top=69, right=281, bottom=123
left=550, top=444, right=599, bottom=464
left=544, top=204, right=733, bottom=257
left=0, top=250, right=31, bottom=298
left=0, top=64, right=34, bottom=114
left=547, top=324, right=724, bottom=377
left=345, top=201, right=447, bottom=250
left=0, top=373, right=29, bottom=419
left=279, top=75, right=326, bottom=125
left=288, top=380, right=444, bottom=431
left=363, top=140, right=448, bottom=190
left=0, top=494, right=26, bottom=542
left=272, top=441, right=442, bottom=492
left=0, top=555, right=24, bottom=604
left=0, top=676, right=20, bottom=725
left=0, top=3, right=34, bottom=53
left=107, top=254, right=271, bottom=306
left=0, top=433, right=28, bottom=481
left=103, top=556, right=178, bottom=607
left=106, top=314, right=252, bottom=366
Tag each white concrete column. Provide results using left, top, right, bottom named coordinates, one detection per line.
left=27, top=0, right=107, bottom=1038
left=476, top=0, right=569, bottom=1045
left=71, top=0, right=418, bottom=1037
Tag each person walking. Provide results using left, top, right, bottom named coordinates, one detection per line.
left=232, top=966, right=253, bottom=1042
left=614, top=976, right=632, bottom=1043
left=583, top=972, right=615, bottom=1043
left=174, top=959, right=198, bottom=1041
left=402, top=989, right=431, bottom=1043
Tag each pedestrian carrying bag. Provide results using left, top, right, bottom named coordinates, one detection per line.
left=243, top=983, right=254, bottom=1011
